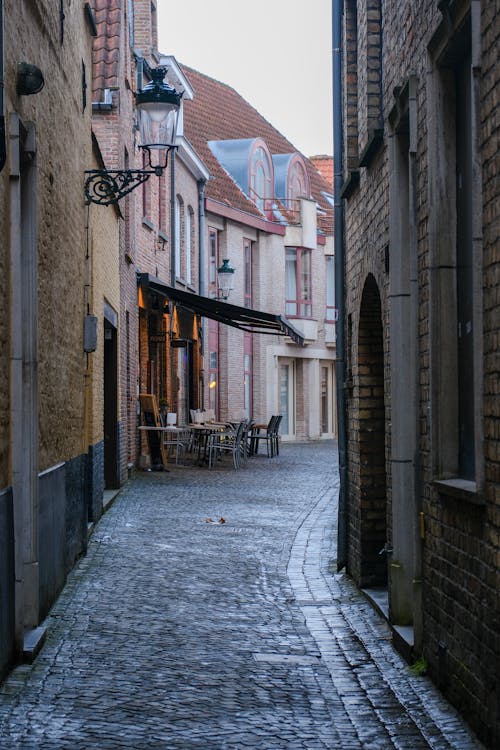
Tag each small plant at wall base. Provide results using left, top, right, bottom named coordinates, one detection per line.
left=409, top=656, right=428, bottom=676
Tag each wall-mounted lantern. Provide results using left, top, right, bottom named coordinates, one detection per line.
left=85, top=66, right=182, bottom=205
left=216, top=258, right=235, bottom=301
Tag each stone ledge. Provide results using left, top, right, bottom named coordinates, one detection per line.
left=23, top=626, right=47, bottom=664
left=433, top=478, right=485, bottom=506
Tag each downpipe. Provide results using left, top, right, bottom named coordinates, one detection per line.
left=0, top=0, right=6, bottom=173
left=332, top=0, right=348, bottom=571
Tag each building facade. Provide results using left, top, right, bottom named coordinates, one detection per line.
left=0, top=0, right=94, bottom=674
left=337, top=0, right=499, bottom=745
left=182, top=66, right=336, bottom=439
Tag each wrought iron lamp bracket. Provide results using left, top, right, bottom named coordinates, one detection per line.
left=85, top=168, right=153, bottom=205
left=84, top=145, right=176, bottom=206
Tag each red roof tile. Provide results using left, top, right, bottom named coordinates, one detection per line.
left=310, top=156, right=334, bottom=189
left=181, top=65, right=334, bottom=234
left=92, top=0, right=121, bottom=102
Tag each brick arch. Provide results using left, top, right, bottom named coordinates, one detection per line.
left=358, top=273, right=387, bottom=587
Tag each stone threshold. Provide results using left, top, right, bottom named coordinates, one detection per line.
left=361, top=586, right=415, bottom=664
left=23, top=626, right=47, bottom=663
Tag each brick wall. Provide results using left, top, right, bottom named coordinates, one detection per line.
left=1, top=0, right=93, bottom=470
left=342, top=0, right=499, bottom=745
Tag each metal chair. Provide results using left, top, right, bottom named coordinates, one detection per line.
left=207, top=420, right=246, bottom=469
left=272, top=415, right=283, bottom=456
left=249, top=416, right=278, bottom=457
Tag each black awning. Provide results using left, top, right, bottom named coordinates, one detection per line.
left=138, top=273, right=304, bottom=346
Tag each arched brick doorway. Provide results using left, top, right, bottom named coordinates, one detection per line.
left=358, top=275, right=387, bottom=587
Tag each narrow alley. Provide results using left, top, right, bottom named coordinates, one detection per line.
left=0, top=442, right=484, bottom=749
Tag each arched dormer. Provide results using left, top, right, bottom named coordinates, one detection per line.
left=248, top=138, right=274, bottom=213
left=208, top=137, right=274, bottom=216
left=273, top=153, right=311, bottom=205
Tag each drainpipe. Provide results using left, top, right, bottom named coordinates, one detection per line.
left=0, top=0, right=6, bottom=173
left=170, top=148, right=176, bottom=286
left=198, top=178, right=206, bottom=296
left=198, top=178, right=207, bottom=409
left=333, top=0, right=348, bottom=570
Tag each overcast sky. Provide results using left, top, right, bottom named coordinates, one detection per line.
left=157, top=0, right=333, bottom=158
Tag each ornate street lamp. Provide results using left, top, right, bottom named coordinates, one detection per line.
left=216, top=258, right=235, bottom=301
left=85, top=67, right=182, bottom=206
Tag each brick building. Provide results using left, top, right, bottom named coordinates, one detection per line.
left=181, top=66, right=336, bottom=438
left=336, top=0, right=499, bottom=745
left=0, top=0, right=94, bottom=674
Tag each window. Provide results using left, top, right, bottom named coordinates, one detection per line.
left=249, top=143, right=273, bottom=213
left=244, top=239, right=252, bottom=308
left=455, top=47, right=474, bottom=478
left=244, top=334, right=253, bottom=419
left=285, top=247, right=312, bottom=317
left=142, top=150, right=151, bottom=219
left=208, top=327, right=218, bottom=415
left=428, top=7, right=482, bottom=485
left=279, top=360, right=295, bottom=436
left=288, top=159, right=309, bottom=203
left=325, top=255, right=336, bottom=321
left=186, top=207, right=193, bottom=285
left=158, top=171, right=166, bottom=233
left=208, top=228, right=218, bottom=295
left=175, top=196, right=183, bottom=278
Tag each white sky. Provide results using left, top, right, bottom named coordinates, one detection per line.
left=157, top=0, right=333, bottom=158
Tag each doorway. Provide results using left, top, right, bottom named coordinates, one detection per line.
left=104, top=318, right=119, bottom=488
left=320, top=361, right=336, bottom=437
left=279, top=359, right=295, bottom=437
left=358, top=275, right=387, bottom=587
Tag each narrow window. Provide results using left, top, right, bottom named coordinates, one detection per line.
left=456, top=48, right=474, bottom=478
left=208, top=228, right=218, bottom=295
left=208, top=339, right=218, bottom=415
left=325, top=255, right=336, bottom=321
left=321, top=365, right=329, bottom=433
left=286, top=247, right=312, bottom=318
left=175, top=196, right=182, bottom=278
left=244, top=239, right=252, bottom=308
left=186, top=207, right=193, bottom=285
left=244, top=335, right=253, bottom=419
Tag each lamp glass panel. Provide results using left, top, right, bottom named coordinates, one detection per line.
left=218, top=271, right=233, bottom=298
left=139, top=106, right=179, bottom=148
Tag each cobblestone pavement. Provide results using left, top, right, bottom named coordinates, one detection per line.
left=0, top=442, right=485, bottom=749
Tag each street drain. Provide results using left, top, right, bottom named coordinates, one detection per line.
left=295, top=598, right=338, bottom=607
left=253, top=653, right=321, bottom=665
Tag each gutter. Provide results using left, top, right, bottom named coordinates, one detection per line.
left=0, top=0, right=6, bottom=172
left=333, top=0, right=348, bottom=570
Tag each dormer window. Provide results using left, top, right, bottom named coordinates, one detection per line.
left=273, top=153, right=311, bottom=216
left=249, top=140, right=273, bottom=213
left=288, top=158, right=309, bottom=202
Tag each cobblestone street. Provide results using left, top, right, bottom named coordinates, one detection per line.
left=0, top=442, right=484, bottom=749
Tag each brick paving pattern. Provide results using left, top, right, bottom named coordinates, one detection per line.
left=0, top=442, right=485, bottom=749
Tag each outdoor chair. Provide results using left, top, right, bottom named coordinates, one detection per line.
left=207, top=420, right=246, bottom=469
left=272, top=415, right=283, bottom=456
left=249, top=416, right=279, bottom=457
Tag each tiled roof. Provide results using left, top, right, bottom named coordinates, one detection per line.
left=92, top=0, right=120, bottom=102
left=181, top=65, right=334, bottom=234
left=310, top=156, right=334, bottom=189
